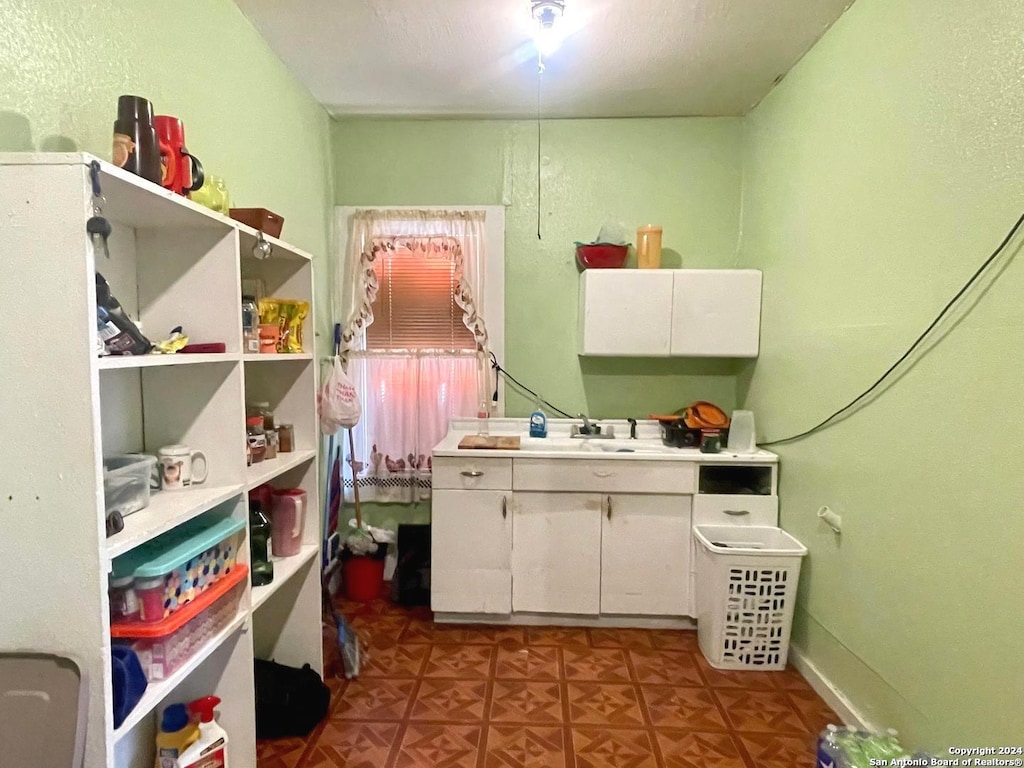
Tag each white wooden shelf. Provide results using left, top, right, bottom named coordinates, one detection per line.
left=244, top=450, right=317, bottom=490
left=112, top=612, right=248, bottom=742
left=106, top=485, right=243, bottom=559
left=97, top=353, right=240, bottom=370
left=251, top=544, right=320, bottom=611
left=242, top=353, right=313, bottom=362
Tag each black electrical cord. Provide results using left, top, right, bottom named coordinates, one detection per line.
left=760, top=210, right=1024, bottom=447
left=489, top=352, right=574, bottom=418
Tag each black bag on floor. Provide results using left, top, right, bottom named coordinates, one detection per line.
left=391, top=523, right=431, bottom=606
left=254, top=658, right=331, bottom=739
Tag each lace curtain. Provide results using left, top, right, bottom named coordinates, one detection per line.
left=333, top=209, right=491, bottom=502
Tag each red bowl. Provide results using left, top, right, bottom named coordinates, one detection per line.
left=576, top=243, right=628, bottom=269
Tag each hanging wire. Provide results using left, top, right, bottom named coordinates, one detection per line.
left=537, top=52, right=544, bottom=240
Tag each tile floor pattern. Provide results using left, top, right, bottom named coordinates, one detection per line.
left=257, top=594, right=840, bottom=768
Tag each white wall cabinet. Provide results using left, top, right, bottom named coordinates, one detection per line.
left=578, top=268, right=762, bottom=358
left=600, top=494, right=692, bottom=616
left=431, top=490, right=512, bottom=614
left=0, top=154, right=320, bottom=768
left=511, top=493, right=602, bottom=615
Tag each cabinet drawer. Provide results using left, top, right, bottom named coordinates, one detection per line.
left=433, top=457, right=512, bottom=490
left=693, top=494, right=778, bottom=526
left=513, top=459, right=695, bottom=494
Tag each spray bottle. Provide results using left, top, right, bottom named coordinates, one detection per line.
left=177, top=696, right=229, bottom=768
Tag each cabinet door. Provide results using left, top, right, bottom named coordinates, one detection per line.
left=432, top=490, right=512, bottom=614
left=670, top=269, right=762, bottom=357
left=512, top=493, right=602, bottom=614
left=579, top=271, right=673, bottom=356
left=601, top=494, right=692, bottom=616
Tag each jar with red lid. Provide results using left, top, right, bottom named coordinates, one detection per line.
left=247, top=416, right=267, bottom=464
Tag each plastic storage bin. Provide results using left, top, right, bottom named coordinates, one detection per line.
left=111, top=515, right=245, bottom=621
left=693, top=525, right=807, bottom=671
left=103, top=455, right=157, bottom=517
left=110, top=564, right=247, bottom=681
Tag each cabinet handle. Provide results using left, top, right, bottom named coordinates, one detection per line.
left=593, top=470, right=613, bottom=478
left=606, top=495, right=613, bottom=520
left=723, top=509, right=750, bottom=516
left=502, top=496, right=508, bottom=519
left=461, top=470, right=484, bottom=478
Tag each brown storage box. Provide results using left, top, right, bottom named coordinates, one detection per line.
left=229, top=208, right=284, bottom=238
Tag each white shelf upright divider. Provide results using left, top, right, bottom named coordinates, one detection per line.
left=0, top=153, right=321, bottom=768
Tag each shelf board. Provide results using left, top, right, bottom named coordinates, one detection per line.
left=242, top=353, right=313, bottom=362
left=251, top=544, right=320, bottom=611
left=97, top=352, right=240, bottom=370
left=112, top=611, right=247, bottom=741
left=237, top=223, right=314, bottom=262
left=244, top=450, right=317, bottom=490
left=107, top=484, right=242, bottom=559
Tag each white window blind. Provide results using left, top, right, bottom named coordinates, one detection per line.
left=367, top=247, right=477, bottom=350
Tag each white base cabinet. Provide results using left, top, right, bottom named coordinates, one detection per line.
left=432, top=449, right=778, bottom=625
left=431, top=490, right=512, bottom=614
left=601, top=494, right=692, bottom=616
left=511, top=493, right=602, bottom=615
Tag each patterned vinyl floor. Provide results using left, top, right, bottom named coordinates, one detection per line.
left=256, top=592, right=839, bottom=767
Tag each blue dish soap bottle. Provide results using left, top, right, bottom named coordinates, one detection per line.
left=529, top=398, right=547, bottom=438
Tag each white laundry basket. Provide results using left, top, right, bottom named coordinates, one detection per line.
left=693, top=525, right=808, bottom=671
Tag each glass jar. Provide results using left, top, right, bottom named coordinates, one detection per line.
left=135, top=575, right=166, bottom=622
left=108, top=574, right=139, bottom=622
left=247, top=401, right=275, bottom=430
left=265, top=428, right=279, bottom=460
left=246, top=416, right=267, bottom=463
left=277, top=423, right=294, bottom=453
left=241, top=295, right=259, bottom=354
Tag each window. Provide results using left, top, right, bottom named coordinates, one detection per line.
left=332, top=207, right=505, bottom=503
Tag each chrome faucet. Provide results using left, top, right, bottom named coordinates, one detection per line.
left=578, top=413, right=596, bottom=435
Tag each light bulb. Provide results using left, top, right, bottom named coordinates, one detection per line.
left=534, top=23, right=563, bottom=56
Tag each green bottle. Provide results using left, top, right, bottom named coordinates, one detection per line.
left=249, top=502, right=274, bottom=586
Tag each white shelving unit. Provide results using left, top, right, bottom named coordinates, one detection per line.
left=0, top=153, right=321, bottom=768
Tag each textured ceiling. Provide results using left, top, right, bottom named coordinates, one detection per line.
left=234, top=0, right=854, bottom=118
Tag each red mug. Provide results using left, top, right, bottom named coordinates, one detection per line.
left=154, top=115, right=204, bottom=196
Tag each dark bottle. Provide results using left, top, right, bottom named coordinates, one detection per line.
left=96, top=273, right=152, bottom=355
left=112, top=95, right=165, bottom=185
left=250, top=502, right=274, bottom=587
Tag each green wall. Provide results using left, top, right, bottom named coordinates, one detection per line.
left=333, top=118, right=745, bottom=419
left=1, top=0, right=333, bottom=333
left=739, top=0, right=1024, bottom=747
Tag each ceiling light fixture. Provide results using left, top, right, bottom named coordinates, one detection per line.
left=531, top=0, right=566, bottom=58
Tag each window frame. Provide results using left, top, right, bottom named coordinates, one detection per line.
left=334, top=205, right=506, bottom=416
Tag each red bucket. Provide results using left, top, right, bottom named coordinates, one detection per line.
left=342, top=554, right=386, bottom=601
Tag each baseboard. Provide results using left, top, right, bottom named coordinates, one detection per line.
left=435, top=612, right=697, bottom=630
left=789, top=645, right=875, bottom=731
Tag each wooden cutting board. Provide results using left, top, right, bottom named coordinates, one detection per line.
left=458, top=435, right=521, bottom=450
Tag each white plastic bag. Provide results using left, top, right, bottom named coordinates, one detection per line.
left=319, top=356, right=361, bottom=434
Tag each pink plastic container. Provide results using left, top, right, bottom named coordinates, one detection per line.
left=111, top=565, right=247, bottom=681
left=271, top=489, right=306, bottom=557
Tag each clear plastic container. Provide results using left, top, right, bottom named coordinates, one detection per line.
left=103, top=454, right=158, bottom=517
left=636, top=225, right=663, bottom=269
left=242, top=295, right=259, bottom=354
left=247, top=416, right=266, bottom=463
left=111, top=565, right=248, bottom=681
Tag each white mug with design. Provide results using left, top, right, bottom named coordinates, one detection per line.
left=158, top=445, right=209, bottom=491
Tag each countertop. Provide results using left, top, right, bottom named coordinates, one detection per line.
left=432, top=418, right=777, bottom=463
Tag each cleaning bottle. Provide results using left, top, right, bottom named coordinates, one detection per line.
left=177, top=696, right=228, bottom=768
left=529, top=397, right=547, bottom=438
left=154, top=703, right=199, bottom=768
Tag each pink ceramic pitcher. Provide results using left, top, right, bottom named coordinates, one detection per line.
left=270, top=489, right=306, bottom=557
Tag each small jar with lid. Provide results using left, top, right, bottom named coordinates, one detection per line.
left=247, top=416, right=267, bottom=464
left=246, top=401, right=275, bottom=430
left=277, top=423, right=294, bottom=453
left=264, top=428, right=279, bottom=460
left=242, top=295, right=260, bottom=354
left=109, top=574, right=139, bottom=622
left=135, top=575, right=166, bottom=622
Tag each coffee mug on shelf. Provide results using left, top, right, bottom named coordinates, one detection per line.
left=158, top=445, right=208, bottom=490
